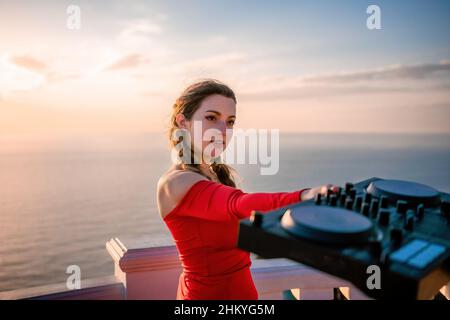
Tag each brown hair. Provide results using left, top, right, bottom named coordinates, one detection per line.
left=168, top=79, right=238, bottom=187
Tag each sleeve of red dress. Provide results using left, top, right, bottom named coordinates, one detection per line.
left=166, top=180, right=310, bottom=222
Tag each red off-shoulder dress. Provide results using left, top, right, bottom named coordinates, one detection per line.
left=163, top=179, right=309, bottom=300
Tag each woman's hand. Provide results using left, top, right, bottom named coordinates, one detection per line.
left=301, top=184, right=340, bottom=201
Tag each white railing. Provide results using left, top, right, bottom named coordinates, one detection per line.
left=0, top=276, right=125, bottom=300
left=104, top=235, right=371, bottom=300
left=1, top=234, right=448, bottom=300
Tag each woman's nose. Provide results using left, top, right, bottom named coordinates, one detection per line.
left=216, top=121, right=228, bottom=137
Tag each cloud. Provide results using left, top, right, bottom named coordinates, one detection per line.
left=0, top=54, right=80, bottom=97
left=117, top=19, right=163, bottom=49
left=8, top=54, right=48, bottom=73
left=105, top=54, right=150, bottom=71
left=0, top=55, right=45, bottom=95
left=180, top=52, right=247, bottom=73
left=120, top=19, right=163, bottom=37
left=303, top=61, right=450, bottom=83
left=240, top=83, right=450, bottom=102
left=114, top=18, right=171, bottom=59
left=46, top=72, right=80, bottom=83
left=238, top=61, right=450, bottom=101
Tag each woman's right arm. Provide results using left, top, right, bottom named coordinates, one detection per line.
left=160, top=171, right=310, bottom=221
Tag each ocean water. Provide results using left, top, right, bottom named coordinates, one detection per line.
left=0, top=132, right=449, bottom=292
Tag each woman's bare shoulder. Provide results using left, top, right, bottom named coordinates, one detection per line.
left=158, top=169, right=207, bottom=197
left=157, top=168, right=208, bottom=218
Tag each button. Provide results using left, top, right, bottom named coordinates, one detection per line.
left=379, top=210, right=390, bottom=226
left=380, top=196, right=389, bottom=208
left=396, top=200, right=408, bottom=214
left=335, top=187, right=342, bottom=198
left=345, top=197, right=354, bottom=210
left=361, top=203, right=370, bottom=216
left=370, top=199, right=379, bottom=218
left=416, top=203, right=425, bottom=220
left=407, top=244, right=446, bottom=269
left=363, top=193, right=372, bottom=204
left=329, top=194, right=337, bottom=206
left=339, top=194, right=347, bottom=207
left=326, top=188, right=333, bottom=203
left=345, top=182, right=354, bottom=194
left=315, top=193, right=322, bottom=205
left=354, top=196, right=363, bottom=211
left=405, top=217, right=414, bottom=231
left=389, top=239, right=428, bottom=263
left=404, top=210, right=414, bottom=231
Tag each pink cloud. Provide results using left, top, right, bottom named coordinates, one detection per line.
left=106, top=54, right=150, bottom=71
left=9, top=55, right=48, bottom=73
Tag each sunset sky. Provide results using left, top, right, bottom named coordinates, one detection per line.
left=1, top=0, right=449, bottom=139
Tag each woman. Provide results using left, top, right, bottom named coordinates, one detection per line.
left=157, top=79, right=338, bottom=300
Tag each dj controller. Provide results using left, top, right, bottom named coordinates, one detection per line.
left=237, top=177, right=450, bottom=299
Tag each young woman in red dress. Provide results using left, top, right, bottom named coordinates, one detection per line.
left=157, top=79, right=338, bottom=300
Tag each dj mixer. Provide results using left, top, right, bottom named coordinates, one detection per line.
left=237, top=178, right=450, bottom=299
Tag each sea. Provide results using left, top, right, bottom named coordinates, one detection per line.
left=0, top=132, right=449, bottom=292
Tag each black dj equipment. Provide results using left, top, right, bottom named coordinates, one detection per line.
left=237, top=177, right=450, bottom=299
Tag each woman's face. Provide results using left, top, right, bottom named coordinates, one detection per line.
left=178, top=94, right=236, bottom=161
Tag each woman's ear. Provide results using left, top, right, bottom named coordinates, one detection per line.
left=175, top=114, right=188, bottom=129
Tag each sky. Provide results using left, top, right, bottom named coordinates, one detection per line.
left=0, top=0, right=449, bottom=139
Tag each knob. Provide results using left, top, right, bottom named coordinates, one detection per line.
left=416, top=203, right=425, bottom=220
left=390, top=228, right=403, bottom=245
left=345, top=182, right=354, bottom=194
left=250, top=212, right=263, bottom=227
left=354, top=196, right=363, bottom=211
left=441, top=200, right=450, bottom=216
left=345, top=197, right=354, bottom=210
left=363, top=193, right=372, bottom=204
left=315, top=193, right=322, bottom=205
left=330, top=194, right=337, bottom=206
left=370, top=199, right=379, bottom=218
left=396, top=200, right=408, bottom=214
left=326, top=188, right=333, bottom=203
left=339, top=194, right=347, bottom=207
left=361, top=203, right=370, bottom=216
left=404, top=210, right=414, bottom=231
left=335, top=187, right=342, bottom=198
left=379, top=209, right=390, bottom=226
left=380, top=196, right=389, bottom=208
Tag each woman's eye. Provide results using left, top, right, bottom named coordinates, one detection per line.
left=205, top=116, right=216, bottom=121
left=228, top=120, right=235, bottom=126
